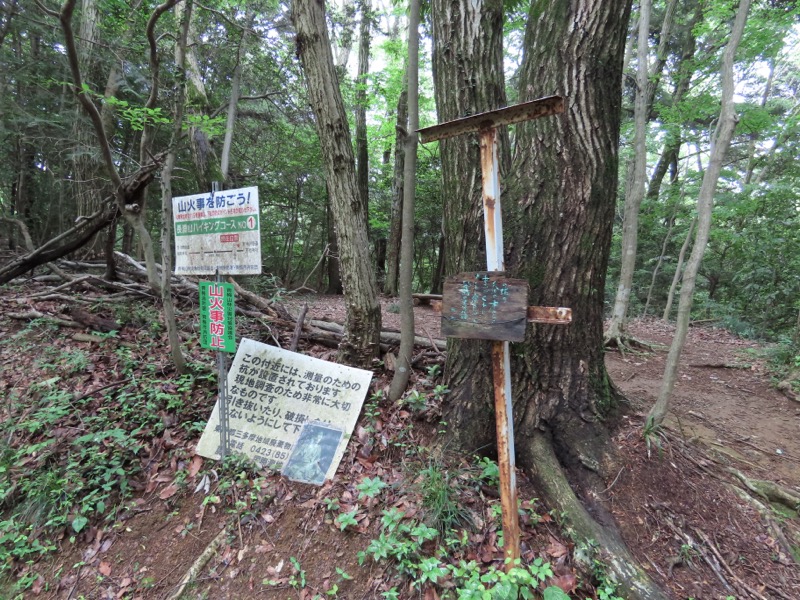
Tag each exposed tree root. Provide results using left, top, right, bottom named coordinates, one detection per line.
left=603, top=333, right=657, bottom=356
left=522, top=432, right=670, bottom=600
left=727, top=484, right=800, bottom=566
left=727, top=467, right=800, bottom=512
left=166, top=523, right=232, bottom=600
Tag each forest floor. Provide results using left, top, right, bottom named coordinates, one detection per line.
left=0, top=280, right=799, bottom=600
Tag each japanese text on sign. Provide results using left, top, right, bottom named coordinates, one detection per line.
left=199, top=281, right=236, bottom=353
left=173, top=186, right=261, bottom=275
left=441, top=272, right=529, bottom=342
left=195, top=338, right=373, bottom=481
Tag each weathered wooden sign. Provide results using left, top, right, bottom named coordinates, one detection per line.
left=441, top=272, right=529, bottom=342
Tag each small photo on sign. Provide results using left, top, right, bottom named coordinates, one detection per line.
left=282, top=422, right=344, bottom=485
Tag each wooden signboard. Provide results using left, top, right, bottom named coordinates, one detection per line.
left=441, top=272, right=529, bottom=342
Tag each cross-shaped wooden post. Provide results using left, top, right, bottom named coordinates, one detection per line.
left=419, top=96, right=571, bottom=570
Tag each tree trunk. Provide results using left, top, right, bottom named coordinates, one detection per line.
left=384, top=74, right=408, bottom=296
left=354, top=0, right=371, bottom=221
left=642, top=199, right=678, bottom=316
left=606, top=0, right=651, bottom=340
left=662, top=217, right=695, bottom=321
left=292, top=0, right=381, bottom=367
left=220, top=11, right=254, bottom=184
left=430, top=225, right=445, bottom=294
left=433, top=0, right=669, bottom=595
left=432, top=0, right=508, bottom=450
left=511, top=3, right=670, bottom=597
left=325, top=198, right=342, bottom=294
left=176, top=1, right=221, bottom=192
left=648, top=0, right=751, bottom=427
left=158, top=0, right=191, bottom=374
left=388, top=0, right=420, bottom=402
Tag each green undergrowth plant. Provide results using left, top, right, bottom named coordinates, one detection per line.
left=416, top=457, right=471, bottom=534
left=0, top=342, right=216, bottom=591
left=355, top=453, right=574, bottom=599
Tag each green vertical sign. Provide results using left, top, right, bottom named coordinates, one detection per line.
left=199, top=281, right=236, bottom=352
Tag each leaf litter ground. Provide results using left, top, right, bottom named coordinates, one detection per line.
left=0, top=280, right=798, bottom=599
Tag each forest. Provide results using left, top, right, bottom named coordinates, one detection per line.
left=1, top=0, right=799, bottom=598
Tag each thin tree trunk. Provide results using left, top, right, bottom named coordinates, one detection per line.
left=430, top=224, right=445, bottom=294
left=384, top=73, right=408, bottom=296
left=355, top=0, right=371, bottom=220
left=744, top=60, right=774, bottom=186
left=648, top=0, right=751, bottom=427
left=642, top=214, right=674, bottom=317
left=663, top=217, right=695, bottom=321
left=177, top=1, right=221, bottom=191
left=220, top=12, right=253, bottom=184
left=325, top=197, right=342, bottom=294
left=388, top=0, right=420, bottom=402
left=292, top=0, right=381, bottom=367
left=606, top=0, right=651, bottom=340
left=645, top=8, right=699, bottom=203
left=159, top=0, right=191, bottom=374
left=53, top=0, right=170, bottom=293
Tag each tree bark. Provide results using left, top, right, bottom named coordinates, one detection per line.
left=606, top=0, right=651, bottom=340
left=292, top=0, right=381, bottom=367
left=384, top=73, right=408, bottom=296
left=432, top=0, right=508, bottom=450
left=662, top=216, right=695, bottom=321
left=388, top=0, right=419, bottom=402
left=159, top=0, right=191, bottom=374
left=648, top=0, right=751, bottom=427
left=354, top=0, right=371, bottom=221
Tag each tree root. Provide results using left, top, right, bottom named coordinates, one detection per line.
left=166, top=524, right=231, bottom=600
left=727, top=484, right=800, bottom=566
left=522, top=432, right=670, bottom=600
left=603, top=333, right=657, bottom=356
left=726, top=467, right=800, bottom=512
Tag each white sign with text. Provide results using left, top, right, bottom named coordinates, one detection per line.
left=196, top=338, right=373, bottom=483
left=173, top=186, right=261, bottom=275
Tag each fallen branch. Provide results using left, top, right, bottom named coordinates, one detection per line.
left=309, top=319, right=446, bottom=351
left=166, top=524, right=231, bottom=600
left=693, top=526, right=770, bottom=600
left=661, top=516, right=736, bottom=596
left=289, top=303, right=308, bottom=352
left=7, top=309, right=81, bottom=328
left=28, top=275, right=93, bottom=298
left=167, top=490, right=276, bottom=600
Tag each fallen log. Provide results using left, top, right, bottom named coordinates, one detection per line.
left=308, top=319, right=446, bottom=351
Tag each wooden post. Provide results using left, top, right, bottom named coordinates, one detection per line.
left=419, top=96, right=569, bottom=569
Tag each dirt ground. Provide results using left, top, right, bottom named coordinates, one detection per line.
left=3, top=288, right=799, bottom=599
